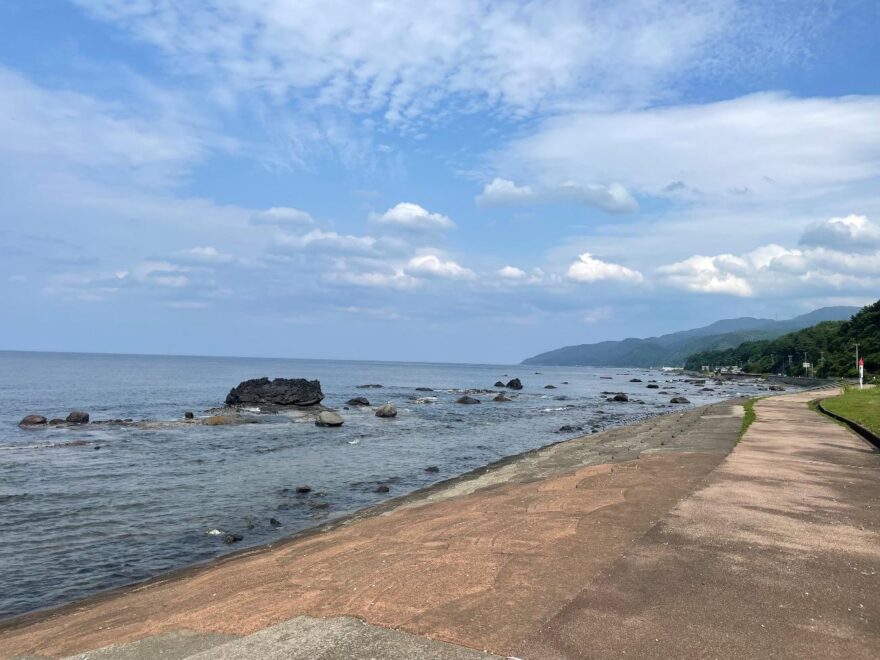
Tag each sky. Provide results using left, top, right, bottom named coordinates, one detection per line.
left=1, top=0, right=879, bottom=364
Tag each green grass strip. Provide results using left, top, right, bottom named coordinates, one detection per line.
left=821, top=385, right=880, bottom=436
left=738, top=397, right=758, bottom=442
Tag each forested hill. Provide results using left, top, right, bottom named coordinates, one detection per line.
left=521, top=306, right=859, bottom=367
left=683, top=300, right=879, bottom=377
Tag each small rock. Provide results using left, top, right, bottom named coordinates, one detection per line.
left=506, top=378, right=523, bottom=390
left=425, top=466, right=440, bottom=473
left=346, top=396, right=371, bottom=406
left=224, top=533, right=243, bottom=544
left=315, top=411, right=344, bottom=427
left=612, top=393, right=629, bottom=402
left=66, top=411, right=89, bottom=424
left=456, top=395, right=481, bottom=404
left=269, top=518, right=282, bottom=528
left=415, top=387, right=433, bottom=392
left=184, top=411, right=194, bottom=419
left=558, top=424, right=584, bottom=433
left=375, top=484, right=390, bottom=493
left=493, top=393, right=512, bottom=402
left=769, top=385, right=785, bottom=391
left=670, top=397, right=690, bottom=404
left=544, top=384, right=557, bottom=389
left=49, top=418, right=65, bottom=426
left=18, top=414, right=47, bottom=428
left=375, top=403, right=398, bottom=418
left=356, top=383, right=384, bottom=389
left=630, top=378, right=642, bottom=383
left=646, top=383, right=659, bottom=389
left=296, top=485, right=312, bottom=494
left=494, top=381, right=505, bottom=387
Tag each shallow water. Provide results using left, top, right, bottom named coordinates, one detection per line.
left=0, top=351, right=777, bottom=618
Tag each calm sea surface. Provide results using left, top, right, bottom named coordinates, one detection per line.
left=0, top=351, right=776, bottom=618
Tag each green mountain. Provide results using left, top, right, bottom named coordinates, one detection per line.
left=683, top=300, right=879, bottom=377
left=521, top=306, right=860, bottom=368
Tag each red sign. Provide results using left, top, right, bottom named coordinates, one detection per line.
left=859, top=357, right=864, bottom=367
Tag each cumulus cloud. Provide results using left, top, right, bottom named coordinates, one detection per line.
left=567, top=253, right=643, bottom=284
left=477, top=178, right=638, bottom=213
left=405, top=254, right=474, bottom=280
left=251, top=207, right=314, bottom=226
left=799, top=214, right=880, bottom=253
left=498, top=265, right=527, bottom=279
left=656, top=255, right=754, bottom=296
left=372, top=203, right=454, bottom=230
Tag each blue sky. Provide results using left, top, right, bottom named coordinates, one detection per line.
left=1, top=1, right=879, bottom=363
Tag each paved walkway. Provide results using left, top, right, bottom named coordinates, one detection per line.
left=2, top=391, right=878, bottom=659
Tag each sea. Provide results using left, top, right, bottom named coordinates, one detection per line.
left=0, top=351, right=777, bottom=619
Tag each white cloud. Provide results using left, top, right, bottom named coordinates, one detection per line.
left=251, top=207, right=314, bottom=226
left=656, top=255, right=754, bottom=296
left=177, top=246, right=235, bottom=264
left=498, top=265, right=527, bottom=279
left=405, top=254, right=474, bottom=280
left=273, top=229, right=377, bottom=254
left=495, top=94, right=880, bottom=201
left=72, top=1, right=833, bottom=123
left=800, top=214, right=880, bottom=253
left=566, top=253, right=643, bottom=284
left=372, top=203, right=454, bottom=230
left=476, top=178, right=637, bottom=213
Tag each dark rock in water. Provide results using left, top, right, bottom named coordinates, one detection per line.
left=270, top=517, right=282, bottom=528
left=561, top=381, right=569, bottom=385
left=670, top=397, right=691, bottom=404
left=600, top=376, right=612, bottom=379
left=494, top=381, right=505, bottom=387
left=184, top=411, right=194, bottom=419
left=49, top=418, right=65, bottom=426
left=554, top=395, right=568, bottom=401
left=415, top=387, right=433, bottom=392
left=295, top=485, right=312, bottom=494
left=630, top=378, right=642, bottom=383
left=347, top=397, right=371, bottom=406
left=544, top=384, right=557, bottom=389
left=659, top=391, right=669, bottom=394
left=225, top=377, right=324, bottom=407
left=19, top=414, right=47, bottom=428
left=224, top=533, right=243, bottom=544
left=375, top=484, right=390, bottom=493
left=612, top=393, right=629, bottom=402
left=375, top=403, right=398, bottom=418
left=315, top=411, right=344, bottom=427
left=646, top=383, right=659, bottom=389
left=493, top=393, right=512, bottom=402
left=506, top=378, right=523, bottom=390
left=456, top=395, right=480, bottom=404
left=700, top=387, right=715, bottom=392
left=66, top=411, right=89, bottom=424
left=425, top=466, right=440, bottom=473
left=202, top=415, right=239, bottom=426
left=769, top=385, right=785, bottom=391
left=558, top=424, right=584, bottom=433
left=356, top=383, right=384, bottom=389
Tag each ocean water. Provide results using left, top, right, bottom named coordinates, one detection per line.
left=0, top=351, right=775, bottom=619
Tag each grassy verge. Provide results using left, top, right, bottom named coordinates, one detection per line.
left=821, top=385, right=880, bottom=435
left=738, top=397, right=758, bottom=441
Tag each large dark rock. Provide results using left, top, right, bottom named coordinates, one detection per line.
left=66, top=411, right=89, bottom=424
left=347, top=397, right=371, bottom=406
left=225, top=377, right=324, bottom=407
left=612, top=393, right=629, bottom=402
left=506, top=378, right=523, bottom=390
left=646, top=383, right=659, bottom=389
left=456, top=395, right=481, bottom=404
left=670, top=396, right=691, bottom=404
left=19, top=414, right=47, bottom=428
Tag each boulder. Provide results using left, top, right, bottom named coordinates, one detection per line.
left=346, top=397, right=371, bottom=406
left=226, top=377, right=323, bottom=407
left=646, top=383, right=659, bottom=389
left=269, top=518, right=282, bottom=528
left=184, top=411, right=194, bottom=419
left=506, top=378, right=523, bottom=390
left=493, top=393, right=512, bottom=402
left=224, top=533, right=243, bottom=544
left=769, top=385, right=785, bottom=391
left=425, top=466, right=440, bottom=473
left=202, top=415, right=238, bottom=426
left=670, top=397, right=691, bottom=404
left=494, top=381, right=505, bottom=387
left=375, top=484, right=390, bottom=493
left=66, top=411, right=89, bottom=424
left=375, top=403, right=398, bottom=418
left=612, top=393, right=629, bottom=402
left=456, top=395, right=481, bottom=404
left=315, top=411, right=344, bottom=427
left=558, top=424, right=584, bottom=433
left=19, top=414, right=47, bottom=428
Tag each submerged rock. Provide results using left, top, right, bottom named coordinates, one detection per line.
left=48, top=418, right=66, bottom=426
left=646, top=383, right=659, bottom=389
left=357, top=383, right=383, bottom=389
left=315, top=411, right=344, bottom=427
left=612, top=393, right=629, bottom=402
left=202, top=415, right=239, bottom=426
left=295, top=485, right=312, bottom=494
left=769, top=385, right=785, bottom=391
left=544, top=384, right=557, bottom=389
left=225, top=377, right=324, bottom=407
left=425, top=465, right=440, bottom=473
left=346, top=396, right=371, bottom=406
left=375, top=403, right=398, bottom=418
left=415, top=387, right=433, bottom=392
left=19, top=414, right=47, bottom=428
left=629, top=378, right=642, bottom=383
left=558, top=424, right=584, bottom=433
left=184, top=411, right=194, bottom=419
left=375, top=484, right=390, bottom=493
left=66, top=411, right=89, bottom=424
left=224, top=533, right=243, bottom=544
left=670, top=397, right=691, bottom=404
left=269, top=518, right=282, bottom=528
left=456, top=395, right=481, bottom=404
left=506, top=378, right=523, bottom=390
left=493, top=393, right=512, bottom=402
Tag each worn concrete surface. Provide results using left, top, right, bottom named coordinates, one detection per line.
left=0, top=400, right=744, bottom=659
